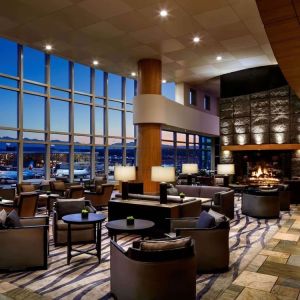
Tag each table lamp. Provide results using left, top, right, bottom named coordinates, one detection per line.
left=151, top=166, right=175, bottom=204
left=217, top=164, right=235, bottom=187
left=114, top=166, right=136, bottom=200
left=182, top=163, right=198, bottom=185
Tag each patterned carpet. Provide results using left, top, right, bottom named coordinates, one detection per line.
left=0, top=200, right=293, bottom=300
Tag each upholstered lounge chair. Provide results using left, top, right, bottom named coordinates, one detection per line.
left=84, top=184, right=114, bottom=210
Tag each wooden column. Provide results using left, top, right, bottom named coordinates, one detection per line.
left=137, top=59, right=162, bottom=194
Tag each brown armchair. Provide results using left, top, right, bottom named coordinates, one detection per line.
left=17, top=192, right=39, bottom=217
left=0, top=216, right=48, bottom=271
left=52, top=199, right=96, bottom=246
left=0, top=188, right=16, bottom=200
left=50, top=180, right=67, bottom=197
left=170, top=216, right=230, bottom=273
left=16, top=183, right=37, bottom=194
left=65, top=185, right=84, bottom=199
left=110, top=239, right=196, bottom=300
left=84, top=184, right=114, bottom=210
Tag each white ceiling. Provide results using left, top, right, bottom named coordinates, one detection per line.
left=0, top=0, right=276, bottom=84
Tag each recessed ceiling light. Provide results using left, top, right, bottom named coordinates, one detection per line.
left=162, top=79, right=167, bottom=83
left=216, top=56, right=222, bottom=61
left=45, top=44, right=52, bottom=51
left=159, top=9, right=168, bottom=17
left=92, top=60, right=99, bottom=66
left=131, top=72, right=136, bottom=77
left=193, top=36, right=200, bottom=43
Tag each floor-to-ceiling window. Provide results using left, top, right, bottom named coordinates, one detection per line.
left=161, top=130, right=213, bottom=172
left=0, top=37, right=136, bottom=185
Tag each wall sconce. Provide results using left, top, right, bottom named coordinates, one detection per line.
left=237, top=134, right=246, bottom=145
left=254, top=134, right=263, bottom=145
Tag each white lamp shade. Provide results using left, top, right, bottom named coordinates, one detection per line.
left=114, top=166, right=136, bottom=181
left=217, top=164, right=235, bottom=175
left=151, top=166, right=175, bottom=183
left=182, top=163, right=198, bottom=174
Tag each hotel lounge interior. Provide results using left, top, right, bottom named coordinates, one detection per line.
left=1, top=0, right=300, bottom=299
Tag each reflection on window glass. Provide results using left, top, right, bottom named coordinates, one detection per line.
left=95, top=70, right=104, bottom=97
left=0, top=130, right=17, bottom=140
left=74, top=63, right=90, bottom=93
left=74, top=145, right=91, bottom=180
left=108, top=109, right=122, bottom=136
left=0, top=37, right=18, bottom=76
left=23, top=94, right=45, bottom=130
left=50, top=99, right=69, bottom=132
left=24, top=47, right=45, bottom=82
left=126, top=147, right=136, bottom=165
left=162, top=82, right=175, bottom=101
left=50, top=55, right=69, bottom=89
left=95, top=146, right=105, bottom=175
left=126, top=78, right=135, bottom=102
left=95, top=107, right=104, bottom=136
left=108, top=73, right=122, bottom=99
left=23, top=143, right=45, bottom=179
left=51, top=144, right=70, bottom=179
left=0, top=142, right=18, bottom=183
left=0, top=89, right=18, bottom=128
left=126, top=112, right=134, bottom=138
left=74, top=104, right=90, bottom=134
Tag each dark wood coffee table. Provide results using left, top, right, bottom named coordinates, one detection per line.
left=106, top=219, right=155, bottom=241
left=62, top=213, right=106, bottom=264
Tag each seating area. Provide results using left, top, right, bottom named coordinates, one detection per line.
left=1, top=1, right=300, bottom=299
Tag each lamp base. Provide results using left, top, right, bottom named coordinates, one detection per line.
left=160, top=183, right=168, bottom=204
left=187, top=174, right=192, bottom=185
left=223, top=176, right=229, bottom=187
left=121, top=182, right=129, bottom=200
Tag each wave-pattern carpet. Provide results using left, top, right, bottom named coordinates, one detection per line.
left=0, top=202, right=292, bottom=300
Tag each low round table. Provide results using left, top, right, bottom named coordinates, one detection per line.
left=62, top=213, right=106, bottom=264
left=106, top=219, right=155, bottom=241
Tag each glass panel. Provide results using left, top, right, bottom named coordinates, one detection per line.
left=162, top=82, right=175, bottom=101
left=50, top=134, right=69, bottom=142
left=126, top=103, right=133, bottom=111
left=0, top=37, right=18, bottom=76
left=74, top=104, right=90, bottom=134
left=50, top=89, right=70, bottom=99
left=126, top=112, right=134, bottom=138
left=95, top=136, right=104, bottom=144
left=176, top=142, right=187, bottom=172
left=126, top=78, right=135, bottom=103
left=177, top=133, right=186, bottom=143
left=74, top=145, right=91, bottom=180
left=23, top=132, right=45, bottom=142
left=95, top=70, right=104, bottom=97
left=24, top=47, right=45, bottom=83
left=95, top=146, right=105, bottom=176
left=0, top=130, right=17, bottom=140
left=162, top=140, right=175, bottom=167
left=162, top=131, right=174, bottom=140
left=109, top=142, right=123, bottom=179
left=95, top=107, right=104, bottom=136
left=23, top=143, right=46, bottom=179
left=50, top=144, right=70, bottom=180
left=74, top=135, right=90, bottom=144
left=50, top=99, right=69, bottom=132
left=50, top=55, right=69, bottom=89
left=23, top=94, right=45, bottom=130
left=24, top=82, right=46, bottom=94
left=108, top=73, right=122, bottom=99
left=0, top=89, right=18, bottom=128
left=109, top=100, right=122, bottom=109
left=74, top=63, right=90, bottom=93
left=74, top=93, right=91, bottom=103
left=0, top=142, right=18, bottom=185
left=0, top=76, right=18, bottom=88
left=108, top=109, right=122, bottom=136
left=95, top=98, right=104, bottom=106
left=126, top=148, right=136, bottom=165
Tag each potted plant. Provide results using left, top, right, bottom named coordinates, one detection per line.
left=179, top=192, right=185, bottom=200
left=126, top=216, right=135, bottom=225
left=81, top=207, right=89, bottom=218
left=46, top=191, right=51, bottom=195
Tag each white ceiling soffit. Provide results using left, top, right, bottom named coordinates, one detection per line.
left=0, top=0, right=276, bottom=84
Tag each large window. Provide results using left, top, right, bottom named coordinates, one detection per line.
left=0, top=37, right=137, bottom=185
left=162, top=82, right=175, bottom=101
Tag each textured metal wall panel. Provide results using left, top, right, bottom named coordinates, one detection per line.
left=221, top=135, right=233, bottom=146
left=220, top=126, right=233, bottom=135
left=270, top=114, right=289, bottom=132
left=270, top=133, right=289, bottom=144
left=251, top=133, right=269, bottom=144
left=233, top=96, right=250, bottom=117
left=234, top=133, right=250, bottom=145
left=220, top=119, right=233, bottom=128
left=251, top=116, right=269, bottom=133
left=251, top=99, right=269, bottom=115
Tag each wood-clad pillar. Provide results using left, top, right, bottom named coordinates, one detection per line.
left=137, top=59, right=162, bottom=194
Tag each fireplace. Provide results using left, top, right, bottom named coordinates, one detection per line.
left=232, top=150, right=292, bottom=184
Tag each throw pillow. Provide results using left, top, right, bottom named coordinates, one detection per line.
left=0, top=209, right=7, bottom=228
left=196, top=210, right=216, bottom=229
left=5, top=210, right=21, bottom=228
left=140, top=237, right=191, bottom=251
left=167, top=187, right=179, bottom=196
left=208, top=209, right=226, bottom=224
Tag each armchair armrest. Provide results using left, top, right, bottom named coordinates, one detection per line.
left=169, top=218, right=198, bottom=233
left=20, top=216, right=49, bottom=226
left=110, top=239, right=126, bottom=255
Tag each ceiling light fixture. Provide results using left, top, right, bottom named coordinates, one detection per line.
left=159, top=9, right=168, bottom=17
left=193, top=36, right=200, bottom=43
left=45, top=44, right=52, bottom=51
left=92, top=60, right=99, bottom=66
left=162, top=79, right=167, bottom=83
left=131, top=72, right=136, bottom=77
left=216, top=56, right=222, bottom=61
